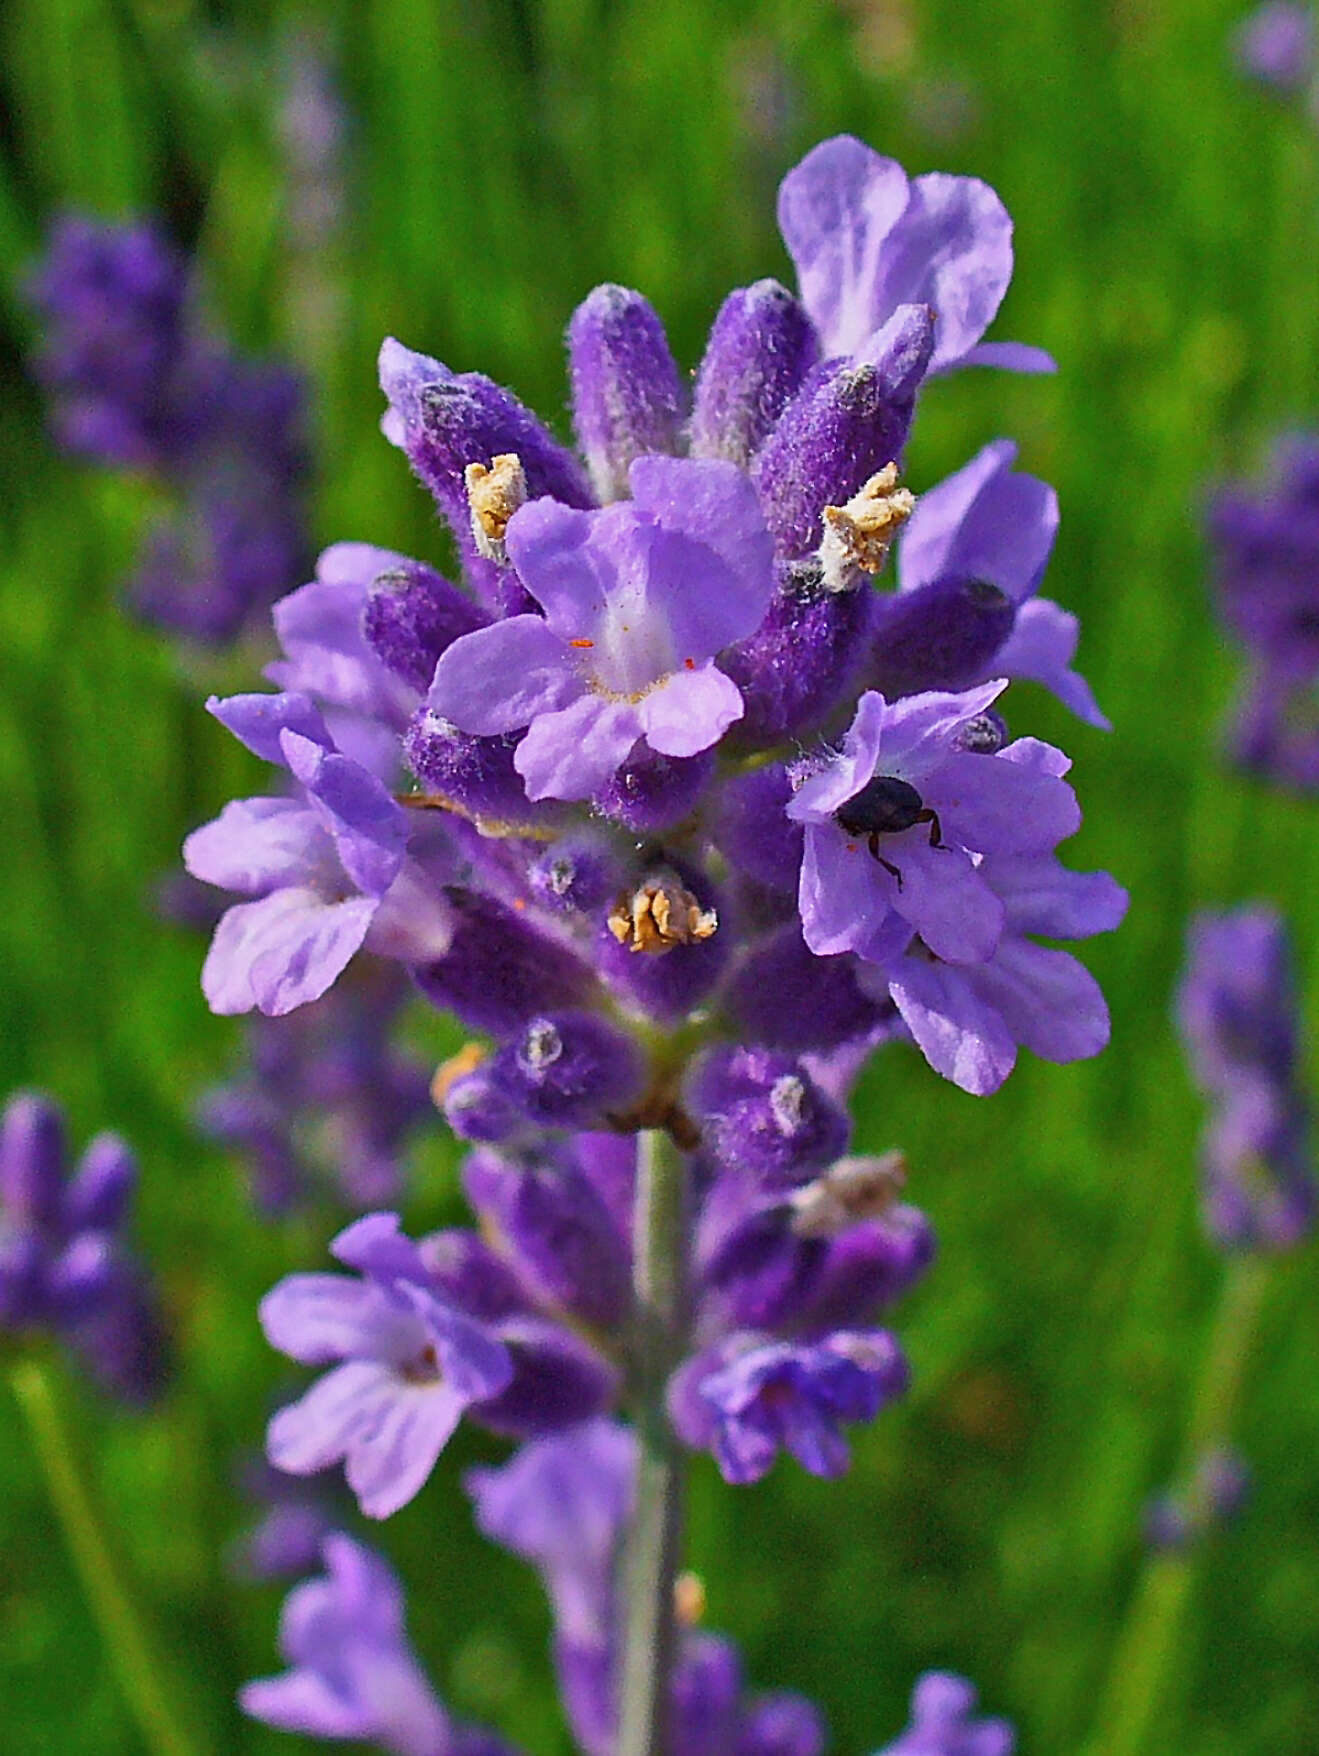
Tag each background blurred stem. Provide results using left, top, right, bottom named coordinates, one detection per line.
left=8, top=1356, right=203, bottom=1756
left=1082, top=1255, right=1271, bottom=1756
left=619, top=1126, right=690, bottom=1756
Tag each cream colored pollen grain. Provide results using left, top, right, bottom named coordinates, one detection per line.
left=465, top=453, right=528, bottom=563
left=818, top=463, right=916, bottom=592
left=674, top=1571, right=706, bottom=1626
left=789, top=1150, right=908, bottom=1237
left=608, top=874, right=718, bottom=956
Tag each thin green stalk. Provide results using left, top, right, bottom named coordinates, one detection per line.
left=619, top=1126, right=690, bottom=1756
left=9, top=1356, right=202, bottom=1756
left=1081, top=1256, right=1271, bottom=1756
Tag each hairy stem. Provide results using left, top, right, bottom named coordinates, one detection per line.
left=1083, top=1255, right=1271, bottom=1756
left=9, top=1356, right=202, bottom=1756
left=619, top=1126, right=690, bottom=1756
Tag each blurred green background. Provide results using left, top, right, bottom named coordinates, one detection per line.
left=2, top=0, right=1318, bottom=1751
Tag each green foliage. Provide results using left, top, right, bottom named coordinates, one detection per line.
left=1, top=1, right=1317, bottom=1751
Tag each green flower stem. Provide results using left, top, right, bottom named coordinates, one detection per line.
left=9, top=1356, right=203, bottom=1756
left=619, top=1125, right=691, bottom=1756
left=1082, top=1255, right=1271, bottom=1756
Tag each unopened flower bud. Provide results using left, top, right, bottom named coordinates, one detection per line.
left=568, top=284, right=687, bottom=502
left=869, top=574, right=1015, bottom=698
left=689, top=279, right=819, bottom=467
left=752, top=303, right=933, bottom=560
left=363, top=560, right=485, bottom=694
left=0, top=1092, right=66, bottom=1230
left=490, top=1011, right=645, bottom=1130
left=63, top=1133, right=138, bottom=1235
left=720, top=560, right=876, bottom=747
left=378, top=338, right=591, bottom=608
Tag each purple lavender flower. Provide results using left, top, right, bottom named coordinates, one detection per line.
left=0, top=1091, right=168, bottom=1403
left=1233, top=2, right=1314, bottom=91
left=873, top=1672, right=1015, bottom=1756
left=787, top=684, right=1080, bottom=968
left=671, top=1329, right=908, bottom=1484
left=777, top=135, right=1053, bottom=375
left=1177, top=906, right=1313, bottom=1250
left=241, top=1533, right=522, bottom=1756
left=184, top=692, right=454, bottom=1015
left=893, top=440, right=1109, bottom=726
left=428, top=457, right=775, bottom=801
left=261, top=1214, right=514, bottom=1518
left=466, top=1416, right=634, bottom=1644
left=880, top=846, right=1129, bottom=1095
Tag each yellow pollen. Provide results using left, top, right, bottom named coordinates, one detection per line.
left=465, top=453, right=527, bottom=563
left=818, top=462, right=916, bottom=591
left=608, top=873, right=718, bottom=956
left=430, top=1042, right=488, bottom=1108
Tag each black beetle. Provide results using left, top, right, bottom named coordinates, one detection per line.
left=833, top=774, right=943, bottom=885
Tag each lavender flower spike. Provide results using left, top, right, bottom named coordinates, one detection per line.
left=261, top=1214, right=513, bottom=1517
left=873, top=1672, right=1014, bottom=1756
left=241, top=1533, right=523, bottom=1756
left=777, top=135, right=1053, bottom=375
left=787, top=684, right=1081, bottom=968
left=429, top=456, right=775, bottom=800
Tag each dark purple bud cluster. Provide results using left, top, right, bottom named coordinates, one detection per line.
left=0, top=1092, right=168, bottom=1404
left=1177, top=906, right=1314, bottom=1250
left=26, top=215, right=311, bottom=645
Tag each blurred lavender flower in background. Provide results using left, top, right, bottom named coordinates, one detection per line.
left=1206, top=432, right=1319, bottom=789
left=241, top=1533, right=522, bottom=1755
left=229, top=1451, right=343, bottom=1582
left=1177, top=906, right=1314, bottom=1250
left=27, top=214, right=311, bottom=646
left=199, top=969, right=430, bottom=1213
left=1232, top=2, right=1314, bottom=93
left=871, top=1671, right=1014, bottom=1755
left=0, top=1091, right=168, bottom=1403
left=1145, top=1446, right=1253, bottom=1551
